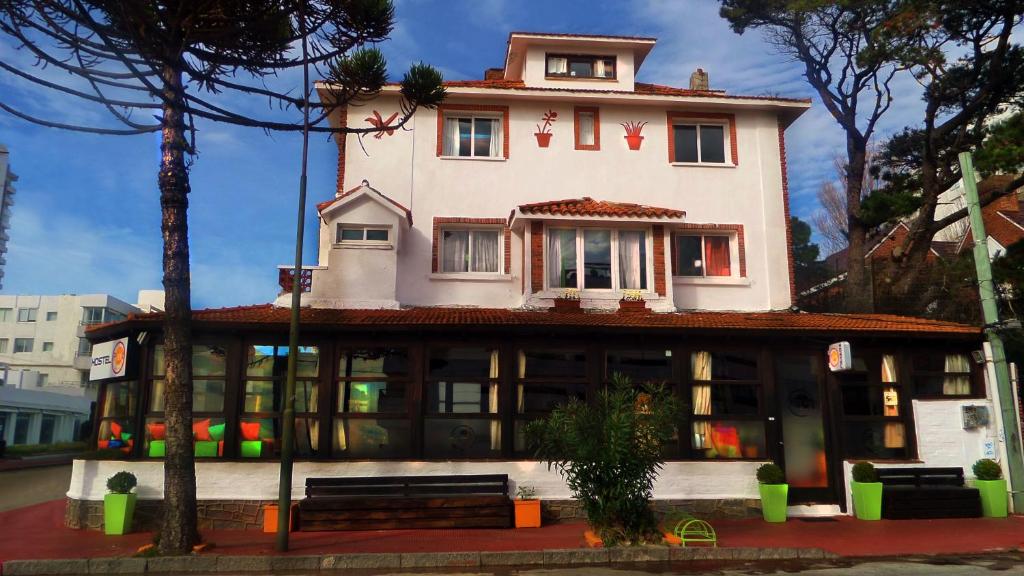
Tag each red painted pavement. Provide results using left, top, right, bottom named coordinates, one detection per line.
left=2, top=500, right=1023, bottom=564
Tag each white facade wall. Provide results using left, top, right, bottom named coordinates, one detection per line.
left=328, top=94, right=794, bottom=311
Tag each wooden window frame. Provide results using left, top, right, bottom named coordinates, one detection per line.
left=334, top=344, right=415, bottom=460
left=909, top=348, right=985, bottom=400
left=239, top=344, right=322, bottom=460
left=833, top=351, right=918, bottom=461
left=513, top=348, right=590, bottom=456
left=666, top=112, right=738, bottom=166
left=545, top=53, right=617, bottom=80
left=573, top=106, right=601, bottom=151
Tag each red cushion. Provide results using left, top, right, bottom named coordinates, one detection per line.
left=97, top=440, right=109, bottom=449
left=110, top=421, right=123, bottom=440
left=147, top=423, right=166, bottom=441
left=192, top=419, right=211, bottom=441
left=240, top=422, right=261, bottom=441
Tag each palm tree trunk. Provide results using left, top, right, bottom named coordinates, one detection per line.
left=157, top=63, right=199, bottom=555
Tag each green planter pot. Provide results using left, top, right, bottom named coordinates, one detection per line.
left=758, top=483, right=788, bottom=523
left=976, top=478, right=1008, bottom=518
left=851, top=481, right=883, bottom=520
left=104, top=493, right=136, bottom=535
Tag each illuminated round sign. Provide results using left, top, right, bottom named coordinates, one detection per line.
left=111, top=340, right=127, bottom=376
left=828, top=347, right=841, bottom=371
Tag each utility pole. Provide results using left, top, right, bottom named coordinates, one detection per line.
left=959, top=152, right=1024, bottom=513
left=277, top=1, right=311, bottom=552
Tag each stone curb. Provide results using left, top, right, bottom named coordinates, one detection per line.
left=0, top=547, right=837, bottom=574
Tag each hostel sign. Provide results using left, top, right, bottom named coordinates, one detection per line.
left=827, top=341, right=852, bottom=372
left=90, top=337, right=131, bottom=381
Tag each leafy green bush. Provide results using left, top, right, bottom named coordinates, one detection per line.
left=106, top=471, right=138, bottom=494
left=973, top=459, right=1003, bottom=481
left=756, top=463, right=785, bottom=485
left=851, top=461, right=878, bottom=483
left=526, top=373, right=681, bottom=546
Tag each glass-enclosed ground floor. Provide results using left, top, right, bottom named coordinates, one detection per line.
left=82, top=306, right=999, bottom=515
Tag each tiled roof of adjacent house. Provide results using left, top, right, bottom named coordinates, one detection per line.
left=87, top=304, right=981, bottom=338
left=516, top=197, right=685, bottom=219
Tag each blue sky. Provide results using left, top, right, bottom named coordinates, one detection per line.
left=0, top=0, right=930, bottom=308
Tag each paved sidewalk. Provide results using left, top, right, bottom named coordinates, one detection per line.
left=2, top=499, right=1023, bottom=566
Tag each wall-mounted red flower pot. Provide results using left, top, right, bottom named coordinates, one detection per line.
left=535, top=132, right=552, bottom=147
left=625, top=134, right=644, bottom=150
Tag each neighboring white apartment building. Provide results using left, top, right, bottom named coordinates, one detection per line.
left=0, top=291, right=162, bottom=446
left=77, top=33, right=1013, bottom=526
left=0, top=144, right=14, bottom=290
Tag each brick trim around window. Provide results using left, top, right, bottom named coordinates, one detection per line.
left=436, top=104, right=511, bottom=159
left=652, top=225, right=666, bottom=295
left=666, top=112, right=738, bottom=166
left=431, top=217, right=512, bottom=274
left=573, top=106, right=601, bottom=151
left=530, top=221, right=544, bottom=293
left=670, top=223, right=746, bottom=278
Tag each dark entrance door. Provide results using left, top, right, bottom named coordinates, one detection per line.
left=774, top=354, right=837, bottom=504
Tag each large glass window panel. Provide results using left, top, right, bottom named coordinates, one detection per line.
left=334, top=418, right=412, bottom=458
left=246, top=345, right=319, bottom=378
left=473, top=118, right=494, bottom=157
left=843, top=421, right=907, bottom=458
left=428, top=348, right=496, bottom=379
left=423, top=418, right=501, bottom=458
left=583, top=230, right=612, bottom=289
left=430, top=381, right=498, bottom=414
left=691, top=420, right=766, bottom=459
left=101, top=381, right=137, bottom=418
left=673, top=125, right=698, bottom=163
left=704, top=236, right=731, bottom=276
left=517, top=383, right=587, bottom=413
left=691, top=351, right=758, bottom=381
left=676, top=236, right=703, bottom=276
left=547, top=229, right=578, bottom=288
left=699, top=125, right=726, bottom=163
left=470, top=230, right=500, bottom=272
left=569, top=60, right=593, bottom=77
left=193, top=345, right=227, bottom=376
left=339, top=348, right=409, bottom=378
left=244, top=380, right=278, bottom=413
left=341, top=381, right=407, bottom=413
left=193, top=380, right=225, bottom=412
left=520, top=350, right=587, bottom=379
left=606, top=349, right=673, bottom=382
left=457, top=118, right=473, bottom=156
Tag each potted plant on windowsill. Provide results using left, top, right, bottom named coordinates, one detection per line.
left=534, top=110, right=557, bottom=148
left=104, top=471, right=137, bottom=535
left=973, top=458, right=1008, bottom=518
left=756, top=463, right=787, bottom=523
left=850, top=461, right=882, bottom=520
left=552, top=288, right=582, bottom=312
left=621, top=121, right=647, bottom=150
left=618, top=289, right=647, bottom=313
left=514, top=485, right=541, bottom=528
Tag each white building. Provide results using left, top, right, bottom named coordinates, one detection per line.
left=0, top=144, right=15, bottom=290
left=0, top=291, right=162, bottom=446
left=73, top=33, right=1014, bottom=529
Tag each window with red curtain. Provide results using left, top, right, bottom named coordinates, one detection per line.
left=704, top=236, right=731, bottom=276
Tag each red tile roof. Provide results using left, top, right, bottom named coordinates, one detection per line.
left=88, top=304, right=981, bottom=338
left=516, top=197, right=685, bottom=219
left=316, top=184, right=413, bottom=224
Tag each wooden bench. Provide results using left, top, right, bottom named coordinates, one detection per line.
left=878, top=467, right=981, bottom=519
left=298, top=474, right=514, bottom=531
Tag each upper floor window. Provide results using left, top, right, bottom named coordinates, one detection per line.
left=441, top=228, right=502, bottom=274
left=574, top=107, right=600, bottom=150
left=0, top=308, right=12, bottom=322
left=13, top=338, right=33, bottom=353
left=336, top=225, right=390, bottom=246
left=441, top=115, right=502, bottom=158
left=676, top=234, right=735, bottom=278
left=546, top=54, right=616, bottom=79
left=17, top=308, right=37, bottom=322
left=672, top=123, right=726, bottom=164
left=46, top=311, right=57, bottom=321
left=547, top=228, right=648, bottom=291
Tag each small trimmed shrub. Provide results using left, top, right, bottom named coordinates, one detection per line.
left=756, top=463, right=785, bottom=485
left=516, top=485, right=537, bottom=500
left=851, top=461, right=878, bottom=483
left=107, top=471, right=138, bottom=494
left=973, top=458, right=1003, bottom=481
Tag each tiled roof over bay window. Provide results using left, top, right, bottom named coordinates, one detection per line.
left=515, top=197, right=685, bottom=220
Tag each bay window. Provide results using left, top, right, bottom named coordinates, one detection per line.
left=547, top=228, right=649, bottom=291
left=441, top=228, right=501, bottom=273
left=676, top=234, right=733, bottom=277
left=442, top=115, right=502, bottom=158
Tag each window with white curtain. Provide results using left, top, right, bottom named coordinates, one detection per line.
left=442, top=115, right=502, bottom=158
left=441, top=228, right=501, bottom=273
left=575, top=108, right=599, bottom=150
left=546, top=54, right=615, bottom=79
left=546, top=228, right=648, bottom=291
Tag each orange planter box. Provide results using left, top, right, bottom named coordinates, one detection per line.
left=263, top=503, right=297, bottom=533
left=514, top=499, right=541, bottom=528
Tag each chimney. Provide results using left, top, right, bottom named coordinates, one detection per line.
left=689, top=68, right=709, bottom=91
left=484, top=68, right=504, bottom=81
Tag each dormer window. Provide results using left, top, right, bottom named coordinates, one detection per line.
left=546, top=54, right=616, bottom=79
left=337, top=225, right=390, bottom=246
